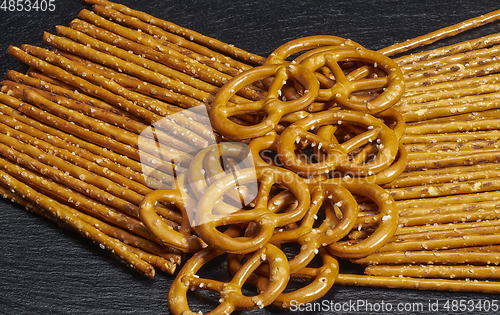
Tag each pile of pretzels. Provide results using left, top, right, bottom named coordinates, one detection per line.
left=2, top=0, right=500, bottom=314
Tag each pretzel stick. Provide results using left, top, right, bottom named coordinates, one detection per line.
left=0, top=133, right=141, bottom=216
left=336, top=273, right=500, bottom=293
left=52, top=26, right=214, bottom=109
left=2, top=82, right=196, bottom=162
left=402, top=130, right=500, bottom=144
left=26, top=68, right=78, bottom=91
left=91, top=5, right=249, bottom=77
left=0, top=181, right=180, bottom=266
left=406, top=152, right=500, bottom=171
left=1, top=80, right=195, bottom=155
left=404, top=140, right=500, bottom=155
left=388, top=224, right=500, bottom=243
left=8, top=70, right=142, bottom=121
left=53, top=49, right=207, bottom=114
left=10, top=45, right=211, bottom=147
left=29, top=40, right=213, bottom=146
left=399, top=44, right=500, bottom=73
left=0, top=101, right=171, bottom=187
left=406, top=117, right=500, bottom=134
left=76, top=9, right=261, bottom=99
left=0, top=156, right=163, bottom=241
left=397, top=92, right=500, bottom=115
left=365, top=265, right=500, bottom=280
left=68, top=19, right=221, bottom=102
left=82, top=0, right=266, bottom=66
left=354, top=250, right=500, bottom=266
left=0, top=168, right=157, bottom=277
left=403, top=101, right=500, bottom=122
left=378, top=9, right=500, bottom=57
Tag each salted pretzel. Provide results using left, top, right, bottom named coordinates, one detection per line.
left=326, top=180, right=398, bottom=259
left=139, top=177, right=205, bottom=253
left=194, top=166, right=311, bottom=254
left=227, top=247, right=339, bottom=308
left=277, top=109, right=399, bottom=177
left=298, top=47, right=405, bottom=114
left=168, top=241, right=290, bottom=315
left=209, top=63, right=319, bottom=140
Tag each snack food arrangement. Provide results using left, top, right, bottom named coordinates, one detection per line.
left=2, top=0, right=500, bottom=313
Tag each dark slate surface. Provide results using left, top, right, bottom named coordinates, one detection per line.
left=1, top=0, right=500, bottom=314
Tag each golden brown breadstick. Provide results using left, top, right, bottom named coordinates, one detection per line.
left=0, top=168, right=156, bottom=277
left=26, top=68, right=78, bottom=91
left=389, top=27, right=500, bottom=62
left=402, top=101, right=500, bottom=122
left=82, top=0, right=266, bottom=66
left=336, top=273, right=500, bottom=293
left=91, top=4, right=249, bottom=77
left=365, top=265, right=500, bottom=280
left=402, top=130, right=500, bottom=144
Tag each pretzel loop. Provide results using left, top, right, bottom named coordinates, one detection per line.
left=194, top=166, right=311, bottom=254
left=327, top=181, right=398, bottom=258
left=300, top=48, right=405, bottom=114
left=139, top=189, right=204, bottom=252
left=210, top=64, right=319, bottom=140
left=277, top=109, right=399, bottom=176
left=168, top=243, right=290, bottom=315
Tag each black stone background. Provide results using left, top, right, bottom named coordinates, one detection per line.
left=1, top=0, right=500, bottom=314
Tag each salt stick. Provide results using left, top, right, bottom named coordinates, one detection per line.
left=387, top=22, right=500, bottom=62
left=68, top=19, right=222, bottom=102
left=404, top=55, right=500, bottom=82
left=0, top=182, right=181, bottom=266
left=395, top=189, right=500, bottom=209
left=354, top=249, right=500, bottom=266
left=20, top=90, right=189, bottom=174
left=404, top=140, right=500, bottom=155
left=1, top=80, right=196, bottom=155
left=365, top=265, right=500, bottom=280
left=402, top=130, right=500, bottom=144
left=402, top=101, right=500, bottom=122
left=0, top=156, right=170, bottom=242
left=388, top=224, right=500, bottom=242
left=397, top=92, right=500, bottom=115
left=92, top=4, right=249, bottom=77
left=349, top=215, right=500, bottom=240
left=0, top=101, right=171, bottom=187
left=33, top=39, right=213, bottom=146
left=26, top=68, right=78, bottom=91
left=403, top=72, right=500, bottom=97
left=0, top=115, right=151, bottom=197
left=82, top=0, right=266, bottom=66
left=405, top=117, right=500, bottom=134
left=399, top=44, right=500, bottom=73
left=1, top=82, right=197, bottom=158
left=77, top=9, right=250, bottom=96
left=352, top=217, right=500, bottom=240
left=54, top=24, right=218, bottom=106
left=405, top=61, right=500, bottom=89
left=8, top=70, right=143, bottom=121
left=0, top=135, right=141, bottom=216
left=0, top=170, right=157, bottom=277
left=406, top=151, right=500, bottom=171
left=407, top=149, right=499, bottom=161
left=336, top=273, right=500, bottom=294
left=54, top=49, right=208, bottom=115
left=407, top=108, right=500, bottom=125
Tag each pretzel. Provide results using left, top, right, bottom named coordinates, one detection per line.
left=26, top=68, right=78, bottom=90
left=168, top=243, right=289, bottom=315
left=335, top=273, right=500, bottom=294
left=0, top=169, right=158, bottom=277
left=139, top=186, right=205, bottom=253
left=194, top=166, right=311, bottom=254
left=365, top=265, right=500, bottom=280
left=227, top=247, right=339, bottom=308
left=277, top=109, right=399, bottom=177
left=264, top=35, right=361, bottom=65
left=298, top=48, right=405, bottom=114
left=326, top=181, right=397, bottom=259
left=82, top=0, right=266, bottom=66
left=406, top=151, right=500, bottom=171
left=210, top=64, right=319, bottom=140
